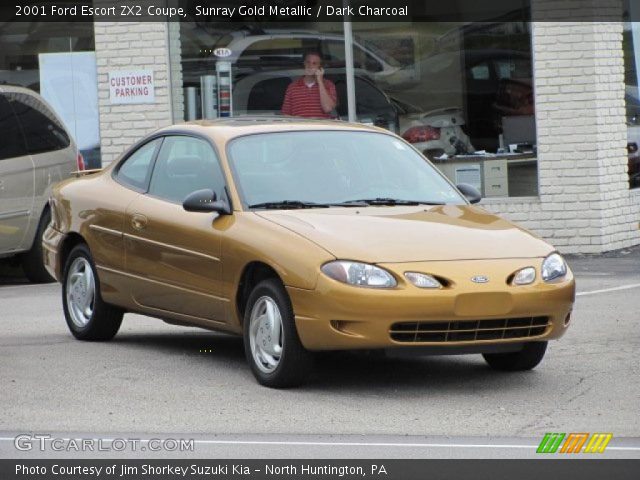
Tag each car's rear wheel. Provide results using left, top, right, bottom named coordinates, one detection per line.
left=243, top=278, right=313, bottom=388
left=482, top=341, right=548, bottom=371
left=62, top=244, right=123, bottom=341
left=21, top=208, right=54, bottom=283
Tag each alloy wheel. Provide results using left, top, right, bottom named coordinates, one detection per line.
left=65, top=257, right=95, bottom=328
left=249, top=296, right=284, bottom=373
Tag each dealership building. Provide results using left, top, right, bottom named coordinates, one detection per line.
left=1, top=0, right=639, bottom=254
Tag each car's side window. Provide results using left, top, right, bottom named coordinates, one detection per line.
left=247, top=78, right=291, bottom=111
left=5, top=92, right=70, bottom=155
left=0, top=94, right=28, bottom=160
left=116, top=138, right=162, bottom=191
left=148, top=136, right=227, bottom=204
left=323, top=40, right=346, bottom=67
left=239, top=38, right=304, bottom=67
left=470, top=63, right=491, bottom=80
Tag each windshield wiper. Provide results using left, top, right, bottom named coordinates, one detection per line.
left=340, top=198, right=446, bottom=206
left=248, top=199, right=446, bottom=209
left=326, top=201, right=369, bottom=207
left=247, top=200, right=331, bottom=210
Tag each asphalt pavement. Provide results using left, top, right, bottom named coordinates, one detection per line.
left=0, top=246, right=639, bottom=459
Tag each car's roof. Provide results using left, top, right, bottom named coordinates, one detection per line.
left=231, top=69, right=380, bottom=95
left=233, top=68, right=372, bottom=81
left=227, top=32, right=345, bottom=43
left=157, top=116, right=389, bottom=142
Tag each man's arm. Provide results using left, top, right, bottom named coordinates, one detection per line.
left=316, top=70, right=337, bottom=113
left=281, top=84, right=293, bottom=115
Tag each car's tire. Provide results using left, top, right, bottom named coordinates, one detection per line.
left=483, top=341, right=548, bottom=371
left=21, top=208, right=55, bottom=283
left=62, top=244, right=123, bottom=341
left=243, top=278, right=313, bottom=388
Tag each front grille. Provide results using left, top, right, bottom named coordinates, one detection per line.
left=390, top=317, right=550, bottom=343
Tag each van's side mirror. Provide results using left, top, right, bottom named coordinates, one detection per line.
left=182, top=189, right=231, bottom=215
left=456, top=183, right=482, bottom=204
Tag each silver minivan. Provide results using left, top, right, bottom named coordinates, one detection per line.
left=0, top=85, right=80, bottom=282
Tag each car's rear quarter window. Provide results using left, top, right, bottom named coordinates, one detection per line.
left=0, top=93, right=28, bottom=160
left=6, top=92, right=70, bottom=155
left=116, top=138, right=162, bottom=191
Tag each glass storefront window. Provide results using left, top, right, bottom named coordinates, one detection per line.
left=0, top=23, right=101, bottom=168
left=171, top=14, right=536, bottom=198
left=352, top=21, right=536, bottom=198
left=624, top=3, right=640, bottom=189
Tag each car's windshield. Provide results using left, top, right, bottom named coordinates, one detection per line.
left=227, top=131, right=466, bottom=208
left=354, top=38, right=402, bottom=68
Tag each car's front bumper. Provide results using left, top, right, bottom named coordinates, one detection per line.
left=288, top=258, right=575, bottom=351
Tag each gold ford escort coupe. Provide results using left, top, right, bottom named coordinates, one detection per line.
left=43, top=118, right=575, bottom=387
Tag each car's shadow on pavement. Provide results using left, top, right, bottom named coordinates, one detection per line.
left=306, top=350, right=538, bottom=393
left=111, top=331, right=539, bottom=393
left=112, top=331, right=247, bottom=362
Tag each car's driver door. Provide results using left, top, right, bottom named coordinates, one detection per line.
left=124, top=135, right=230, bottom=326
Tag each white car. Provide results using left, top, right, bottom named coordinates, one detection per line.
left=0, top=85, right=80, bottom=282
left=392, top=100, right=475, bottom=159
left=183, top=30, right=416, bottom=91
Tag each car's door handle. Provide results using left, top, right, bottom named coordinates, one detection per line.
left=131, top=214, right=148, bottom=231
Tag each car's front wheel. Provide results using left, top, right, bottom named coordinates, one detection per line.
left=243, top=278, right=313, bottom=388
left=62, top=244, right=123, bottom=341
left=482, top=341, right=548, bottom=371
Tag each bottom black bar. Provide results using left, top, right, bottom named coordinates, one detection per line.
left=2, top=459, right=639, bottom=480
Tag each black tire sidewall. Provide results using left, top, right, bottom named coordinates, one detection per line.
left=483, top=341, right=548, bottom=371
left=62, top=243, right=122, bottom=340
left=62, top=244, right=95, bottom=336
left=21, top=208, right=54, bottom=283
left=243, top=279, right=311, bottom=387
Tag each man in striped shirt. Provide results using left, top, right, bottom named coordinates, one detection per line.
left=281, top=51, right=337, bottom=118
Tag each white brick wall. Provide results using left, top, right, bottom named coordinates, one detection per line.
left=168, top=21, right=184, bottom=123
left=482, top=0, right=640, bottom=253
left=94, top=19, right=182, bottom=164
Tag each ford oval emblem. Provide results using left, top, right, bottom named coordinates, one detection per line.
left=471, top=275, right=489, bottom=283
left=214, top=47, right=232, bottom=58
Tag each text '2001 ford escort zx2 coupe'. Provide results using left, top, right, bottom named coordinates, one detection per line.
left=43, top=118, right=575, bottom=387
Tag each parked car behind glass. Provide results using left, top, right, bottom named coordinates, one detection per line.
left=182, top=29, right=414, bottom=91
left=0, top=85, right=80, bottom=282
left=233, top=69, right=398, bottom=132
left=392, top=99, right=475, bottom=159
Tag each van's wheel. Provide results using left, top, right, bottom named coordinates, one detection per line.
left=21, top=209, right=54, bottom=283
left=483, top=341, right=548, bottom=371
left=62, top=244, right=123, bottom=341
left=243, top=278, right=313, bottom=388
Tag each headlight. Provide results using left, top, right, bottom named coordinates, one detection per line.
left=541, top=253, right=567, bottom=282
left=321, top=261, right=397, bottom=288
left=404, top=272, right=442, bottom=288
left=512, top=267, right=536, bottom=285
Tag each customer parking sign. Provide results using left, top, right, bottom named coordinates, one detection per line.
left=109, top=69, right=155, bottom=104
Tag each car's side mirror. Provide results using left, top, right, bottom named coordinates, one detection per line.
left=456, top=183, right=482, bottom=204
left=182, top=189, right=231, bottom=215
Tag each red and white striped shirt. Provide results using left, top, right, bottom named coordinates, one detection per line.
left=281, top=77, right=337, bottom=119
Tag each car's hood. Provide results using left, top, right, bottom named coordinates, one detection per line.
left=256, top=205, right=553, bottom=263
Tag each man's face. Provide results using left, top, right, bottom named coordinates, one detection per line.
left=304, top=54, right=322, bottom=76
